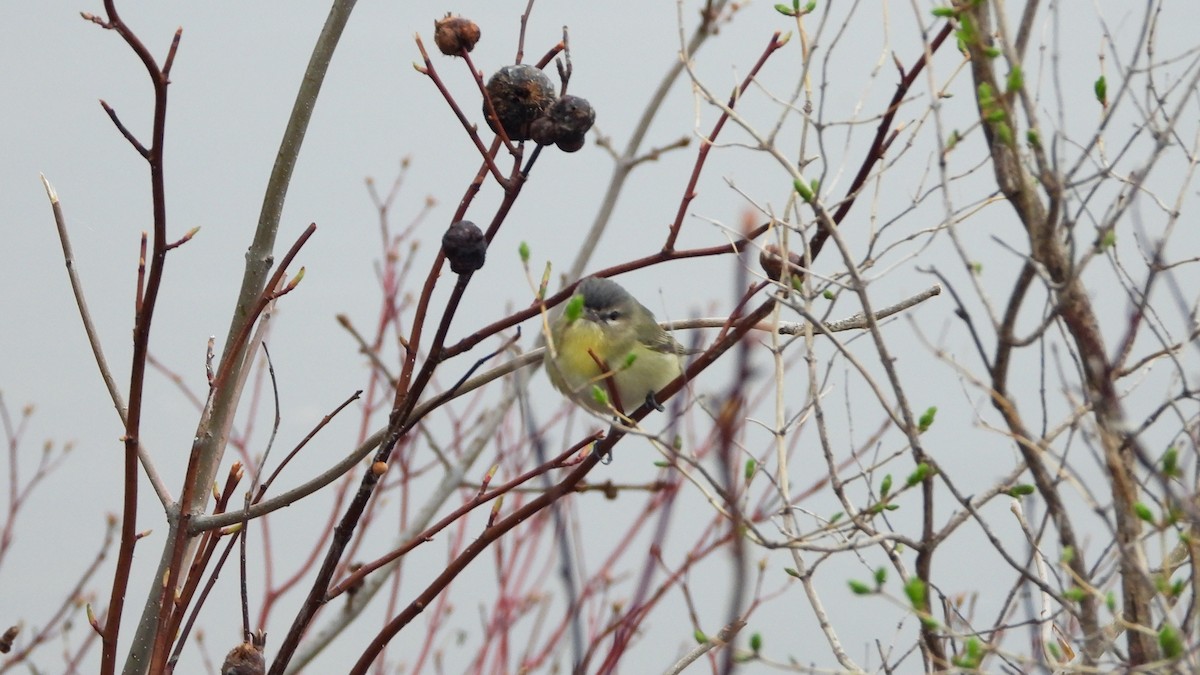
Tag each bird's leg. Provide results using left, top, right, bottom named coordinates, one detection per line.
left=644, top=391, right=665, bottom=412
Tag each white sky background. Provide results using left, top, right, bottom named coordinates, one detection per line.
left=4, top=1, right=1200, bottom=673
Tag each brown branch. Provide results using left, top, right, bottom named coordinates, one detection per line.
left=98, top=99, right=148, bottom=158
left=663, top=32, right=787, bottom=252
left=256, top=390, right=363, bottom=500
left=808, top=22, right=954, bottom=261
left=89, top=2, right=183, bottom=670
left=441, top=223, right=770, bottom=363
left=40, top=174, right=173, bottom=505
left=516, top=0, right=535, bottom=64
left=414, top=36, right=512, bottom=182
left=325, top=439, right=593, bottom=601
left=166, top=465, right=246, bottom=669
left=211, top=224, right=317, bottom=394
left=345, top=294, right=778, bottom=673
left=269, top=144, right=531, bottom=671
left=149, top=224, right=315, bottom=671
left=162, top=27, right=182, bottom=77
left=962, top=3, right=1145, bottom=664
left=555, top=29, right=572, bottom=95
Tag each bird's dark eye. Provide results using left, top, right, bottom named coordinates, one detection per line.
left=606, top=310, right=620, bottom=321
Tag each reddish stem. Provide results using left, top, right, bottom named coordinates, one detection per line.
left=663, top=32, right=786, bottom=252
left=347, top=293, right=779, bottom=672
left=93, top=2, right=178, bottom=671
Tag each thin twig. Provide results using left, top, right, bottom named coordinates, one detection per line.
left=39, top=174, right=171, bottom=506
left=662, top=619, right=746, bottom=675
left=664, top=31, right=787, bottom=252
left=415, top=37, right=513, bottom=180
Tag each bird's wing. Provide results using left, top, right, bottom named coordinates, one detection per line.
left=641, top=326, right=695, bottom=355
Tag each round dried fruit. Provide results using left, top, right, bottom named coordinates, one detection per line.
left=433, top=15, right=481, bottom=55
left=555, top=133, right=586, bottom=153
left=442, top=220, right=487, bottom=274
left=483, top=65, right=556, bottom=141
left=546, top=95, right=595, bottom=137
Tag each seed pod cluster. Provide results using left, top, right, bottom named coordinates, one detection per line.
left=483, top=65, right=596, bottom=151
left=442, top=220, right=487, bottom=274
left=529, top=94, right=596, bottom=152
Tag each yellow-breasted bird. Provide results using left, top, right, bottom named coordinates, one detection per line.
left=545, top=276, right=691, bottom=413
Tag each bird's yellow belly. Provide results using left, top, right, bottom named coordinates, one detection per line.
left=549, top=322, right=682, bottom=412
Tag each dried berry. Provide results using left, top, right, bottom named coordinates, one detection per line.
left=220, top=641, right=264, bottom=675
left=555, top=133, right=586, bottom=153
left=433, top=14, right=481, bottom=55
left=546, top=95, right=595, bottom=137
left=759, top=244, right=805, bottom=282
left=442, top=220, right=487, bottom=274
left=528, top=95, right=595, bottom=150
left=529, top=116, right=559, bottom=146
left=483, top=65, right=556, bottom=141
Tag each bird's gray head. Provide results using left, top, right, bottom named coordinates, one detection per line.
left=577, top=277, right=634, bottom=312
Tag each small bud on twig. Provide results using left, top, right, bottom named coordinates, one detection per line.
left=488, top=495, right=504, bottom=527
left=87, top=604, right=102, bottom=635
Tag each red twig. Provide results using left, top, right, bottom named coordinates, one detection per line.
left=0, top=516, right=118, bottom=670
left=442, top=223, right=771, bottom=363
left=461, top=48, right=519, bottom=160
left=99, top=99, right=148, bottom=158
left=592, top=531, right=735, bottom=672
left=165, top=226, right=199, bottom=251
left=149, top=224, right=315, bottom=671
left=534, top=41, right=565, bottom=70
left=326, top=440, right=592, bottom=600
left=808, top=22, right=954, bottom=260
left=587, top=348, right=624, bottom=413
left=347, top=292, right=779, bottom=672
left=414, top=36, right=513, bottom=181
left=663, top=32, right=787, bottom=252
left=210, top=224, right=317, bottom=394
left=89, top=2, right=183, bottom=670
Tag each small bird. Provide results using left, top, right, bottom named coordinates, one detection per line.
left=545, top=276, right=691, bottom=414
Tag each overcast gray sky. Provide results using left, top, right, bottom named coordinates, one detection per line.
left=6, top=2, right=1200, bottom=673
